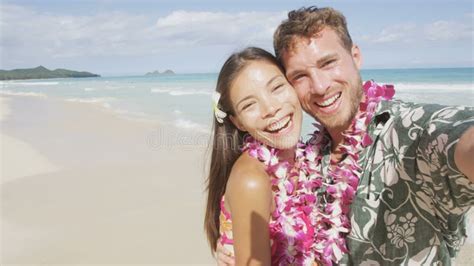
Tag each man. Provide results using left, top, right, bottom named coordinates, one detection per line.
left=217, top=6, right=474, bottom=265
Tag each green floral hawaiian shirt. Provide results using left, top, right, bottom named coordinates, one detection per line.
left=320, top=100, right=474, bottom=265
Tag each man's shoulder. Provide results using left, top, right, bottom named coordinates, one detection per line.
left=380, top=99, right=454, bottom=113
left=374, top=99, right=474, bottom=146
left=379, top=99, right=473, bottom=123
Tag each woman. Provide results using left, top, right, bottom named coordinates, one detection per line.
left=204, top=47, right=320, bottom=265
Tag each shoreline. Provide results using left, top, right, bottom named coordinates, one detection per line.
left=0, top=89, right=214, bottom=134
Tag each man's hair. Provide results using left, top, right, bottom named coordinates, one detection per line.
left=273, top=6, right=353, bottom=60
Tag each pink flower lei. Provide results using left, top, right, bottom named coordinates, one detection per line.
left=241, top=81, right=394, bottom=265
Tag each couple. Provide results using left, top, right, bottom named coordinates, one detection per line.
left=205, top=6, right=474, bottom=265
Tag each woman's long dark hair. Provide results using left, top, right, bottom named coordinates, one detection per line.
left=204, top=47, right=285, bottom=252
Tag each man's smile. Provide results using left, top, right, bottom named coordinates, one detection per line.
left=315, top=92, right=342, bottom=107
left=312, top=92, right=343, bottom=115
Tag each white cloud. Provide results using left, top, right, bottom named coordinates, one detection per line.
left=1, top=4, right=152, bottom=59
left=0, top=4, right=285, bottom=62
left=360, top=18, right=473, bottom=45
left=154, top=10, right=285, bottom=46
left=360, top=24, right=416, bottom=44
left=377, top=24, right=416, bottom=43
left=424, top=20, right=473, bottom=41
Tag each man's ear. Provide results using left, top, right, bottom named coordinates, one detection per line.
left=351, top=44, right=362, bottom=69
left=229, top=115, right=246, bottom=132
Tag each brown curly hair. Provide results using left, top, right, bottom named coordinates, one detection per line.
left=273, top=6, right=353, bottom=61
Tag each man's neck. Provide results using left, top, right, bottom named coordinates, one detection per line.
left=327, top=99, right=366, bottom=162
left=328, top=127, right=346, bottom=149
left=327, top=126, right=348, bottom=162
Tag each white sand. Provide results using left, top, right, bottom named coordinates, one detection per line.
left=1, top=95, right=215, bottom=264
left=1, top=96, right=59, bottom=182
left=1, top=133, right=60, bottom=184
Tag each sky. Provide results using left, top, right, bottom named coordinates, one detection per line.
left=1, top=0, right=473, bottom=76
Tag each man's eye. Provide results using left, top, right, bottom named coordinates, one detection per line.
left=292, top=74, right=305, bottom=81
left=323, top=59, right=336, bottom=68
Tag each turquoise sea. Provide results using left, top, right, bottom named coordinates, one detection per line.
left=1, top=68, right=473, bottom=136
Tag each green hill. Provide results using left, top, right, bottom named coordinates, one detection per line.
left=0, top=66, right=100, bottom=80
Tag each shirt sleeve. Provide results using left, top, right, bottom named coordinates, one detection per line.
left=417, top=104, right=474, bottom=210
left=414, top=104, right=474, bottom=256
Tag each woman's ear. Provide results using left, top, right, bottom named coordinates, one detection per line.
left=229, top=115, right=246, bottom=132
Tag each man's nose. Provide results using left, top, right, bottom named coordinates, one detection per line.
left=308, top=71, right=330, bottom=95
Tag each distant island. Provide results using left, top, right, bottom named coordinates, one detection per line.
left=0, top=66, right=100, bottom=80
left=145, top=69, right=175, bottom=76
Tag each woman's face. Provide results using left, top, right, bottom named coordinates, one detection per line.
left=229, top=60, right=303, bottom=150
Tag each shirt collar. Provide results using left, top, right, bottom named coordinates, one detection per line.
left=373, top=100, right=393, bottom=127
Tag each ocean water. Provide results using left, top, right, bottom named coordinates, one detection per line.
left=1, top=68, right=473, bottom=136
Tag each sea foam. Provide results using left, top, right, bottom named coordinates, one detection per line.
left=0, top=81, right=59, bottom=86
left=65, top=97, right=116, bottom=109
left=150, top=87, right=211, bottom=96
left=174, top=118, right=209, bottom=133
left=0, top=90, right=48, bottom=98
left=387, top=82, right=473, bottom=92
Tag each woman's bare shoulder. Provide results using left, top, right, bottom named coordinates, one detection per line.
left=226, top=153, right=271, bottom=204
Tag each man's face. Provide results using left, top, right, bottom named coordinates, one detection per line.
left=281, top=28, right=363, bottom=133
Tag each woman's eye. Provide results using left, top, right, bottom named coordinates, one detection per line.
left=272, top=84, right=284, bottom=92
left=242, top=102, right=254, bottom=111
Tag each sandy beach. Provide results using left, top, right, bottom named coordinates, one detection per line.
left=1, top=94, right=215, bottom=264
left=1, top=94, right=473, bottom=265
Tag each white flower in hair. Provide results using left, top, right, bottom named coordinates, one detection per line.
left=212, top=91, right=227, bottom=123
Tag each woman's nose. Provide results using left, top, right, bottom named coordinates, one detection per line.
left=260, top=98, right=279, bottom=118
